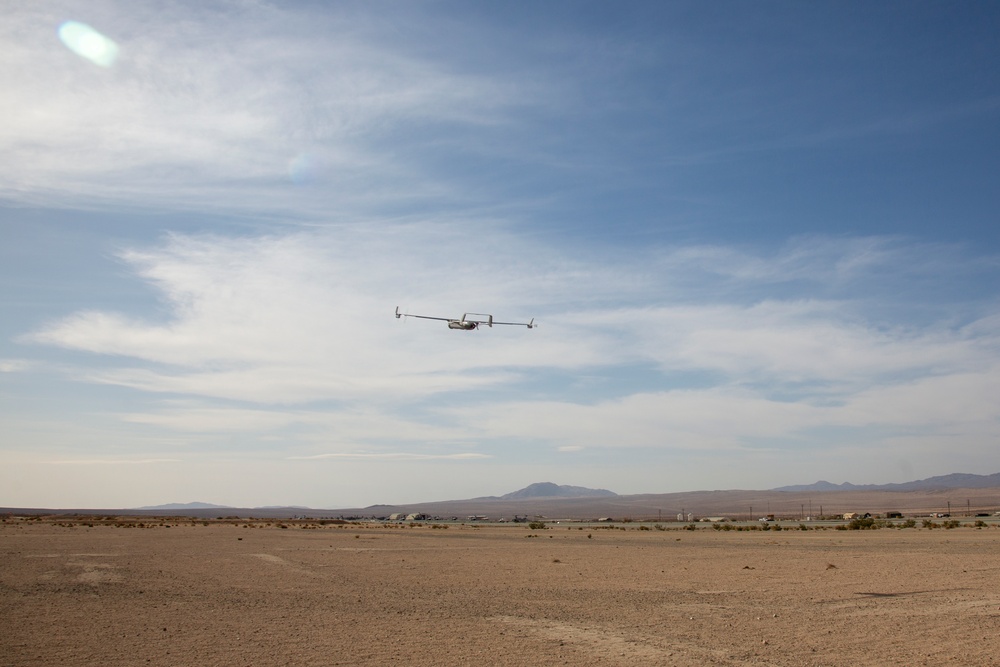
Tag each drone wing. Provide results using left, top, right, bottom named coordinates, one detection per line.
left=492, top=317, right=536, bottom=329
left=396, top=307, right=535, bottom=329
left=404, top=314, right=454, bottom=322
left=395, top=306, right=454, bottom=322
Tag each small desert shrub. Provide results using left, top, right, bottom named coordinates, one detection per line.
left=683, top=523, right=697, bottom=531
left=901, top=519, right=916, bottom=528
left=943, top=520, right=961, bottom=529
left=798, top=524, right=809, bottom=531
left=639, top=525, right=651, bottom=531
left=528, top=521, right=546, bottom=530
left=847, top=517, right=876, bottom=530
left=975, top=520, right=987, bottom=528
left=654, top=524, right=666, bottom=531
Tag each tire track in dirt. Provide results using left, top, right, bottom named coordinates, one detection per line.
left=248, top=552, right=327, bottom=579
left=491, top=614, right=739, bottom=665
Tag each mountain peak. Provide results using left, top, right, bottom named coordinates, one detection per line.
left=500, top=482, right=618, bottom=500
left=134, top=501, right=231, bottom=510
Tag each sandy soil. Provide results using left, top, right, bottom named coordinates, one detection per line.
left=3, top=520, right=999, bottom=666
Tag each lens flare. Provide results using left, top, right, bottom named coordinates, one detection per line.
left=288, top=152, right=326, bottom=185
left=58, top=21, right=119, bottom=67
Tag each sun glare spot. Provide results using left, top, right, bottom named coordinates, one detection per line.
left=58, top=21, right=119, bottom=67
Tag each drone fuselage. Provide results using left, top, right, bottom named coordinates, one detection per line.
left=448, top=320, right=478, bottom=330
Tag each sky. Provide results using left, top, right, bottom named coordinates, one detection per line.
left=3, top=1, right=1000, bottom=509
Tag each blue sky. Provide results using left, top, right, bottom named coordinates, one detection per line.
left=3, top=1, right=1000, bottom=508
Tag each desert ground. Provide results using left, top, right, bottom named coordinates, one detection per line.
left=2, top=518, right=999, bottom=666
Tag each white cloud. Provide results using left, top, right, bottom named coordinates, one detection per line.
left=441, top=388, right=822, bottom=451
left=21, top=227, right=1000, bottom=472
left=50, top=458, right=180, bottom=465
left=288, top=452, right=490, bottom=461
left=0, top=359, right=33, bottom=373
left=0, top=3, right=544, bottom=218
left=632, top=302, right=986, bottom=384
left=29, top=226, right=563, bottom=404
left=120, top=406, right=308, bottom=433
left=442, top=364, right=1000, bottom=453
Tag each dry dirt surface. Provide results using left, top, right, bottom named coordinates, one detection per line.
left=3, top=520, right=1000, bottom=666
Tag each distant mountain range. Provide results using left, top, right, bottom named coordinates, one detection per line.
left=773, top=472, right=1000, bottom=493
left=133, top=502, right=313, bottom=511
left=7, top=474, right=1000, bottom=520
left=114, top=474, right=1000, bottom=517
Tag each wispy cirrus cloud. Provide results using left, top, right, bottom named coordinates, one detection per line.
left=20, top=226, right=1000, bottom=474
left=0, top=359, right=34, bottom=373
left=0, top=3, right=547, bottom=219
left=50, top=458, right=180, bottom=465
left=288, top=452, right=491, bottom=461
left=440, top=364, right=1000, bottom=453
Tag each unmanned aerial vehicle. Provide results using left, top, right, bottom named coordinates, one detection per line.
left=395, top=307, right=535, bottom=330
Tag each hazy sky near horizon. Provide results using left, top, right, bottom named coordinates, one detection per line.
left=3, top=1, right=1000, bottom=509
